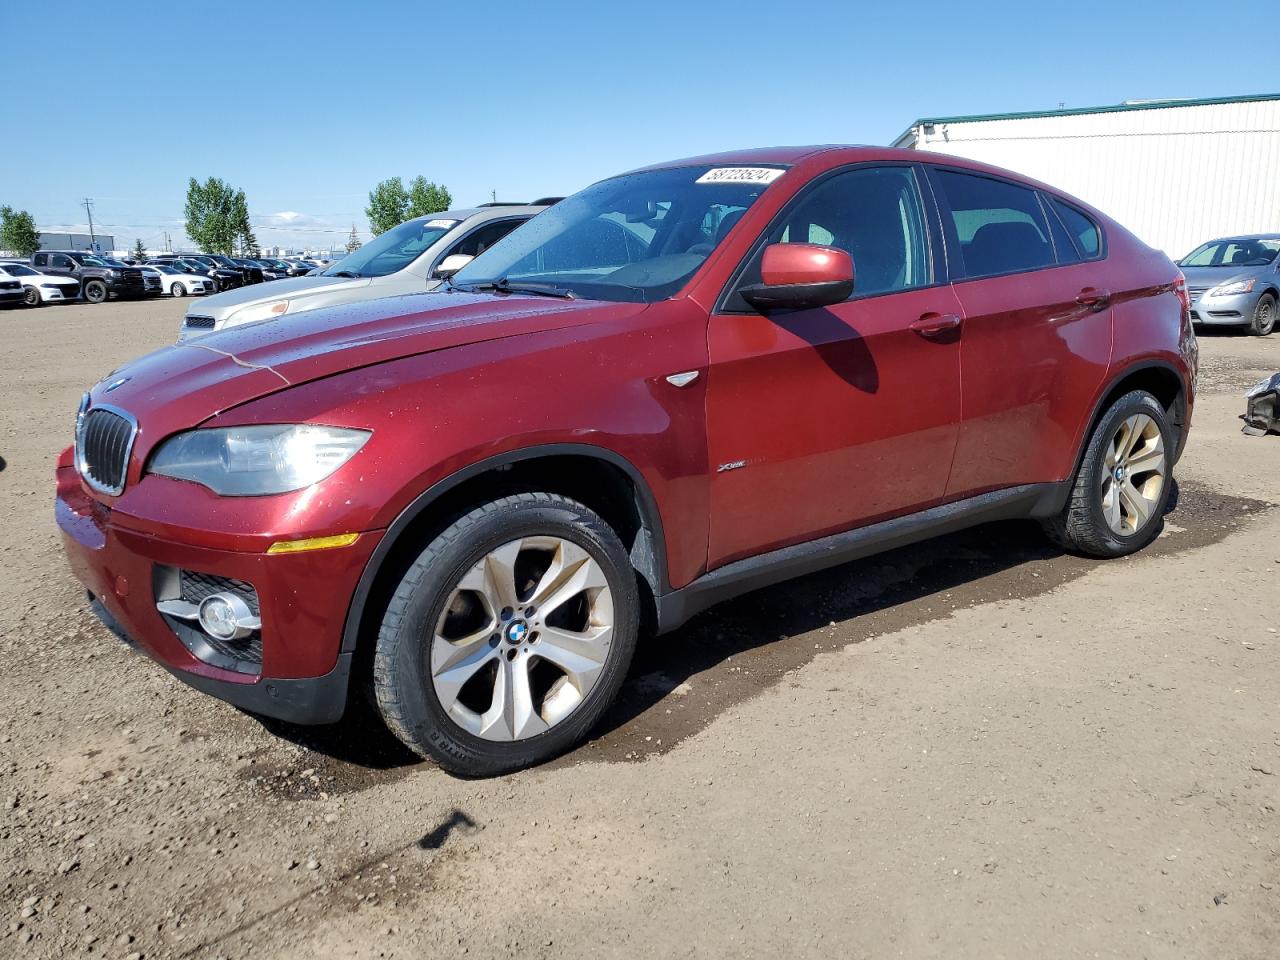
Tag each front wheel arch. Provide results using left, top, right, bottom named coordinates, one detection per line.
left=340, top=445, right=670, bottom=665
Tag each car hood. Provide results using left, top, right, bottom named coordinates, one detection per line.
left=189, top=273, right=373, bottom=320
left=88, top=292, right=648, bottom=441
left=1180, top=264, right=1269, bottom=288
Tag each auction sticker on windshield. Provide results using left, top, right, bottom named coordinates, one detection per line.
left=425, top=219, right=459, bottom=229
left=695, top=168, right=785, bottom=185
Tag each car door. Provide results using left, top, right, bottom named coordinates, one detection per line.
left=924, top=168, right=1112, bottom=498
left=705, top=164, right=965, bottom=567
left=46, top=253, right=74, bottom=279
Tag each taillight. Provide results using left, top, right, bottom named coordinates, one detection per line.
left=1173, top=273, right=1190, bottom=313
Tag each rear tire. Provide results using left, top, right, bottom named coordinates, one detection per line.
left=1250, top=293, right=1276, bottom=336
left=23, top=286, right=41, bottom=307
left=83, top=280, right=107, bottom=304
left=170, top=282, right=186, bottom=298
left=1042, top=390, right=1174, bottom=558
left=372, top=492, right=639, bottom=777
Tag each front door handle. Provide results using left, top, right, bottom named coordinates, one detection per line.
left=1075, top=286, right=1112, bottom=309
left=909, top=312, right=963, bottom=339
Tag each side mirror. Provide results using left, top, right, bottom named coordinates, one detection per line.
left=433, top=253, right=474, bottom=280
left=740, top=243, right=854, bottom=313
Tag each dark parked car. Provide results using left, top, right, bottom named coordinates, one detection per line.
left=230, top=258, right=266, bottom=284
left=100, top=258, right=163, bottom=297
left=1178, top=234, right=1280, bottom=336
left=32, top=251, right=148, bottom=303
left=57, top=146, right=1196, bottom=777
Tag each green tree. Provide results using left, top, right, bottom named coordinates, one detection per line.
left=230, top=189, right=259, bottom=257
left=0, top=205, right=41, bottom=257
left=346, top=225, right=361, bottom=253
left=132, top=238, right=146, bottom=261
left=183, top=177, right=241, bottom=254
left=366, top=177, right=410, bottom=236
left=407, top=176, right=452, bottom=218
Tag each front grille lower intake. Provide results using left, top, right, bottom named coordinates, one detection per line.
left=75, top=400, right=137, bottom=495
left=154, top=567, right=263, bottom=676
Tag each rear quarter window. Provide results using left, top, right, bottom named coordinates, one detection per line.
left=1048, top=196, right=1103, bottom=260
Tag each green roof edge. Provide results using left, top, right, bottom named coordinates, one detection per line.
left=893, top=91, right=1280, bottom=146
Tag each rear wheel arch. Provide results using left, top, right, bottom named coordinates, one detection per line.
left=1072, top=361, right=1187, bottom=477
left=341, top=445, right=669, bottom=667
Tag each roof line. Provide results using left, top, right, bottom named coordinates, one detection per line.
left=892, top=91, right=1280, bottom=146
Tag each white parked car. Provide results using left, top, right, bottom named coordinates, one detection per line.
left=147, top=261, right=214, bottom=297
left=0, top=262, right=81, bottom=306
left=179, top=202, right=558, bottom=338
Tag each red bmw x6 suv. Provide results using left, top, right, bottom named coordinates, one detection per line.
left=57, top=147, right=1196, bottom=776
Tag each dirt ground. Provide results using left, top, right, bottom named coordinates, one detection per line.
left=2, top=296, right=1279, bottom=959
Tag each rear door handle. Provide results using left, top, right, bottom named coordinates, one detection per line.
left=909, top=312, right=963, bottom=339
left=1075, top=286, right=1111, bottom=309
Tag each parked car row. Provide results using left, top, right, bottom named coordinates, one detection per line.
left=0, top=249, right=327, bottom=309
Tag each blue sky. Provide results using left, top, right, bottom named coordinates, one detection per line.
left=2, top=0, right=1267, bottom=252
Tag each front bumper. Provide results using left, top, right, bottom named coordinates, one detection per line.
left=1189, top=290, right=1256, bottom=325
left=56, top=462, right=382, bottom=724
left=39, top=285, right=78, bottom=302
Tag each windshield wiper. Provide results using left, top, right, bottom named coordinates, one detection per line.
left=327, top=270, right=360, bottom=278
left=464, top=278, right=576, bottom=299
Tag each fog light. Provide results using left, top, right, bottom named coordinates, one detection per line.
left=198, top=592, right=259, bottom=641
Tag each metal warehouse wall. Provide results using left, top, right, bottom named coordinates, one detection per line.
left=899, top=98, right=1280, bottom=258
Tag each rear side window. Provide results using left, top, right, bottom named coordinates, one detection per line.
left=935, top=170, right=1055, bottom=279
left=33, top=253, right=47, bottom=266
left=1048, top=197, right=1102, bottom=259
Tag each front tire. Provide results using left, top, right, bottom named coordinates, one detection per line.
left=23, top=286, right=42, bottom=307
left=171, top=282, right=186, bottom=298
left=373, top=493, right=639, bottom=776
left=1043, top=390, right=1174, bottom=557
left=83, top=280, right=107, bottom=304
left=1250, top=293, right=1277, bottom=336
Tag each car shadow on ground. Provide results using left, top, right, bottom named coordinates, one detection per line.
left=248, top=478, right=1271, bottom=779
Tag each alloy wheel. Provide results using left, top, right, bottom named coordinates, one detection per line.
left=1100, top=413, right=1166, bottom=536
left=430, top=536, right=613, bottom=741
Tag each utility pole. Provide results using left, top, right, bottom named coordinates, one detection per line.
left=82, top=198, right=97, bottom=251
left=491, top=189, right=496, bottom=203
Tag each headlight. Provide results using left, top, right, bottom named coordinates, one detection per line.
left=149, top=424, right=370, bottom=495
left=107, top=269, right=120, bottom=278
left=227, top=299, right=290, bottom=325
left=1209, top=278, right=1255, bottom=297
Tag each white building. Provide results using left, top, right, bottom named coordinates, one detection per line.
left=892, top=92, right=1280, bottom=259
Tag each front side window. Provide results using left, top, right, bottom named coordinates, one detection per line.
left=452, top=165, right=785, bottom=303
left=935, top=170, right=1055, bottom=279
left=446, top=218, right=526, bottom=260
left=726, top=165, right=931, bottom=309
left=1180, top=239, right=1280, bottom=268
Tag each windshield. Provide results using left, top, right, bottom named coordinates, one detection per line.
left=78, top=255, right=109, bottom=266
left=452, top=165, right=785, bottom=303
left=323, top=217, right=459, bottom=278
left=1181, top=239, right=1280, bottom=267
